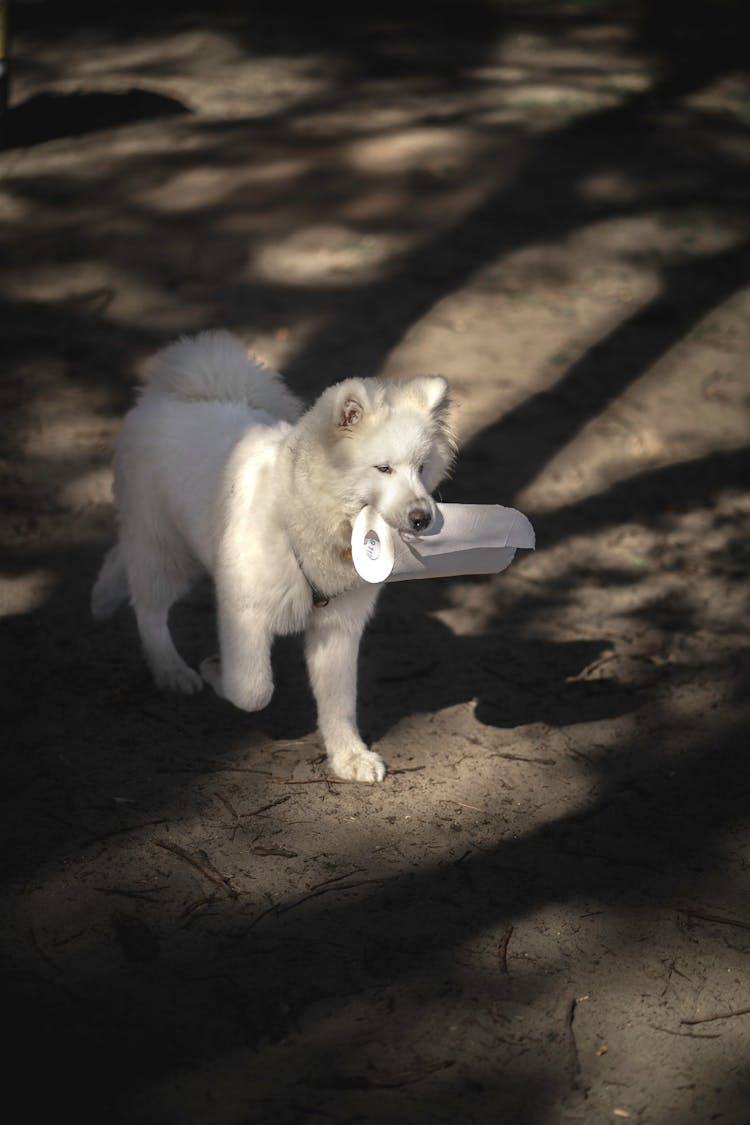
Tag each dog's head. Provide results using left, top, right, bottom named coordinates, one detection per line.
left=310, top=374, right=456, bottom=533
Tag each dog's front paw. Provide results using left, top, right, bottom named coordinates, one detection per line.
left=200, top=656, right=273, bottom=711
left=329, top=744, right=386, bottom=784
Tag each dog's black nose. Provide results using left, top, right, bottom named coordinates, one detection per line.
left=409, top=509, right=432, bottom=532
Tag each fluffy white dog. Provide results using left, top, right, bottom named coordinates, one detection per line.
left=92, top=330, right=455, bottom=782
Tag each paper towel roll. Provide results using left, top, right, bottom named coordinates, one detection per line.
left=351, top=503, right=535, bottom=584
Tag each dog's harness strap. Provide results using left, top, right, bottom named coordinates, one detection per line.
left=288, top=540, right=331, bottom=609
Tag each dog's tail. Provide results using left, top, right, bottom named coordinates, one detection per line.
left=91, top=543, right=129, bottom=620
left=141, top=330, right=303, bottom=423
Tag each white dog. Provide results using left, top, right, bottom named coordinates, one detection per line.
left=92, top=330, right=455, bottom=782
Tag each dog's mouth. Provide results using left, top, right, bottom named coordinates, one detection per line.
left=353, top=502, right=436, bottom=537
left=388, top=512, right=437, bottom=536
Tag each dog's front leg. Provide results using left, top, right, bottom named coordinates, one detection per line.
left=305, top=589, right=385, bottom=783
left=201, top=596, right=274, bottom=712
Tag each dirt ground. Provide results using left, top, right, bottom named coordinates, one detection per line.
left=2, top=3, right=749, bottom=1122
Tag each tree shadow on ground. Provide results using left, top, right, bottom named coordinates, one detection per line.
left=5, top=654, right=748, bottom=1121
left=2, top=3, right=749, bottom=1122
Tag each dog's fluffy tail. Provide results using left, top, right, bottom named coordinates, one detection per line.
left=91, top=543, right=129, bottom=620
left=142, top=330, right=303, bottom=422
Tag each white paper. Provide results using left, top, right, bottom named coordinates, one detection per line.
left=351, top=503, right=535, bottom=584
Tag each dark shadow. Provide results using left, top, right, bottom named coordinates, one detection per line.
left=2, top=89, right=190, bottom=150
left=2, top=3, right=749, bottom=1123
left=532, top=444, right=750, bottom=551
left=3, top=662, right=748, bottom=1120
left=454, top=239, right=750, bottom=505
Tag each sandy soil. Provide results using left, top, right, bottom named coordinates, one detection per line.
left=1, top=3, right=749, bottom=1122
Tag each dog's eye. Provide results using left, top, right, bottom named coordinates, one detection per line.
left=375, top=465, right=392, bottom=474
left=418, top=463, right=425, bottom=474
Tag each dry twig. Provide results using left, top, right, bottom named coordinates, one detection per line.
left=677, top=907, right=750, bottom=932
left=249, top=874, right=382, bottom=928
left=442, top=799, right=483, bottom=812
left=681, top=1005, right=750, bottom=1026
left=652, top=1024, right=721, bottom=1040
left=489, top=751, right=557, bottom=765
left=154, top=839, right=240, bottom=898
left=565, top=651, right=617, bottom=683
left=279, top=776, right=367, bottom=786
left=497, top=925, right=514, bottom=973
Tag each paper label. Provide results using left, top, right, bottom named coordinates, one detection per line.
left=365, top=531, right=381, bottom=561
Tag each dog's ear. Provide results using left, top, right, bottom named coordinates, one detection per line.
left=405, top=375, right=451, bottom=417
left=338, top=396, right=364, bottom=429
left=333, top=379, right=371, bottom=432
left=404, top=376, right=457, bottom=484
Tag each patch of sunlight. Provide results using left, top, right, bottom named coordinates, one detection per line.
left=0, top=570, right=54, bottom=617
left=59, top=467, right=114, bottom=510
left=576, top=170, right=645, bottom=206
left=292, top=102, right=421, bottom=138
left=503, top=82, right=620, bottom=115
left=255, top=223, right=406, bottom=284
left=682, top=74, right=750, bottom=124
left=16, top=31, right=333, bottom=121
left=1, top=263, right=120, bottom=312
left=346, top=125, right=481, bottom=175
left=0, top=190, right=29, bottom=223
left=32, top=29, right=247, bottom=85
left=139, top=158, right=310, bottom=214
left=382, top=207, right=747, bottom=476
left=464, top=64, right=529, bottom=84
left=382, top=239, right=661, bottom=448
left=518, top=286, right=750, bottom=516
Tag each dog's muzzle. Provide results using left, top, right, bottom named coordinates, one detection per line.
left=409, top=508, right=432, bottom=532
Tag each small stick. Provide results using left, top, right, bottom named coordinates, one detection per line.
left=250, top=845, right=298, bottom=858
left=341, top=1058, right=454, bottom=1088
left=442, top=799, right=483, bottom=812
left=249, top=876, right=382, bottom=928
left=652, top=1024, right=721, bottom=1040
left=215, top=792, right=239, bottom=821
left=154, top=839, right=239, bottom=898
left=497, top=925, right=514, bottom=973
left=279, top=776, right=366, bottom=786
left=681, top=1005, right=750, bottom=1027
left=215, top=791, right=241, bottom=841
left=93, top=886, right=163, bottom=902
left=566, top=997, right=582, bottom=1087
left=240, top=795, right=292, bottom=817
left=565, top=651, right=617, bottom=683
left=489, top=751, right=557, bottom=765
left=181, top=894, right=218, bottom=921
left=677, top=907, right=750, bottom=932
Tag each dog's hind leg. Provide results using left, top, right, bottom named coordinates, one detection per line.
left=125, top=538, right=204, bottom=695
left=91, top=543, right=129, bottom=620
left=134, top=604, right=203, bottom=695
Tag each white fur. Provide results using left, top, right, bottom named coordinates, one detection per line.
left=92, top=330, right=455, bottom=782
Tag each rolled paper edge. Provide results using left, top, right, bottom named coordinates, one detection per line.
left=386, top=545, right=518, bottom=582
left=351, top=504, right=535, bottom=584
